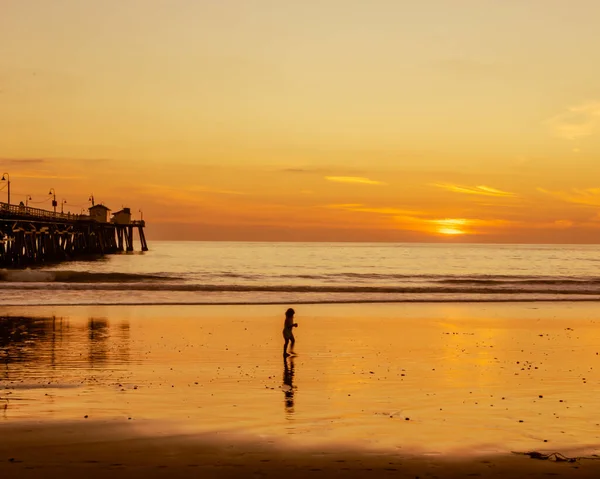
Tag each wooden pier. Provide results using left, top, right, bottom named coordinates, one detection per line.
left=0, top=202, right=148, bottom=268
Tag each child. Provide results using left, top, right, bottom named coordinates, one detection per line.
left=282, top=308, right=298, bottom=357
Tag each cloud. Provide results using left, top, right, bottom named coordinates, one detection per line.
left=13, top=173, right=85, bottom=180
left=425, top=218, right=510, bottom=227
left=0, top=157, right=113, bottom=164
left=0, top=158, right=47, bottom=165
left=325, top=176, right=386, bottom=185
left=553, top=220, right=574, bottom=229
left=429, top=218, right=469, bottom=227
left=547, top=102, right=600, bottom=140
left=325, top=203, right=512, bottom=235
left=189, top=186, right=246, bottom=196
left=537, top=187, right=600, bottom=207
left=282, top=167, right=331, bottom=174
left=0, top=157, right=115, bottom=180
left=432, top=183, right=517, bottom=198
left=325, top=204, right=421, bottom=216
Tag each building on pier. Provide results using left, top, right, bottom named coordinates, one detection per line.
left=112, top=207, right=131, bottom=225
left=89, top=204, right=111, bottom=223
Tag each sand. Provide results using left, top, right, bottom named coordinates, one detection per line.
left=2, top=420, right=600, bottom=478
left=2, top=302, right=600, bottom=477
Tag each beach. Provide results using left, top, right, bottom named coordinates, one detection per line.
left=2, top=302, right=600, bottom=477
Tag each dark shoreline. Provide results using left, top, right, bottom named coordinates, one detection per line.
left=1, top=421, right=598, bottom=479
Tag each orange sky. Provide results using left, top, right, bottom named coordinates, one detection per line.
left=2, top=1, right=600, bottom=243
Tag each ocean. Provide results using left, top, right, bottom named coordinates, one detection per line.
left=2, top=241, right=600, bottom=305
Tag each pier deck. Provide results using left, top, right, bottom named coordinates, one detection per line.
left=0, top=202, right=147, bottom=268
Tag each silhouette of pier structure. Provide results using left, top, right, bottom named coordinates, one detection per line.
left=0, top=202, right=148, bottom=268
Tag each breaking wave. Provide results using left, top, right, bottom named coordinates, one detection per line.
left=1, top=279, right=600, bottom=297
left=0, top=269, right=174, bottom=283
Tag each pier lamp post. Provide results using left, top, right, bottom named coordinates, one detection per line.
left=61, top=199, right=67, bottom=214
left=25, top=195, right=32, bottom=206
left=139, top=209, right=143, bottom=221
left=1, top=172, right=10, bottom=205
left=49, top=188, right=57, bottom=213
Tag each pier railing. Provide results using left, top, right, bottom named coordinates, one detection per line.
left=0, top=202, right=91, bottom=222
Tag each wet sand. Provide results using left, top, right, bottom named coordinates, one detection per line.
left=2, top=302, right=600, bottom=477
left=2, top=420, right=600, bottom=478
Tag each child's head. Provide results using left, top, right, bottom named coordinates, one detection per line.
left=285, top=308, right=295, bottom=318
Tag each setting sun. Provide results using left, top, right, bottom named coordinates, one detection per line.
left=431, top=219, right=468, bottom=236
left=438, top=227, right=466, bottom=235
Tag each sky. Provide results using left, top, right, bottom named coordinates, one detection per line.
left=2, top=0, right=600, bottom=243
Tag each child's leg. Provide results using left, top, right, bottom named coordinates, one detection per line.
left=290, top=334, right=295, bottom=351
left=283, top=338, right=290, bottom=356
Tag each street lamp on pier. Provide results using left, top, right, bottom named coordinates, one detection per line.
left=1, top=173, right=10, bottom=205
left=25, top=195, right=32, bottom=206
left=61, top=199, right=67, bottom=214
left=49, top=188, right=57, bottom=213
left=139, top=209, right=143, bottom=221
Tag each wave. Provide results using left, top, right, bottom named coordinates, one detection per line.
left=4, top=297, right=600, bottom=307
left=3, top=269, right=600, bottom=298
left=437, top=278, right=600, bottom=285
left=4, top=269, right=600, bottom=285
left=2, top=282, right=600, bottom=296
left=0, top=270, right=174, bottom=283
left=252, top=272, right=600, bottom=285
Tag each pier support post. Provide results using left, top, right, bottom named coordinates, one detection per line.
left=138, top=225, right=148, bottom=251
left=126, top=226, right=134, bottom=252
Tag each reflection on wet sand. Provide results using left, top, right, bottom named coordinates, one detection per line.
left=88, top=317, right=109, bottom=366
left=0, top=316, right=62, bottom=369
left=282, top=355, right=295, bottom=415
left=0, top=315, right=131, bottom=379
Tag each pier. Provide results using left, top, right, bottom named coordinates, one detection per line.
left=0, top=202, right=148, bottom=268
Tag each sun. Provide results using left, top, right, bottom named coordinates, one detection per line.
left=438, top=227, right=465, bottom=235
left=431, top=218, right=469, bottom=236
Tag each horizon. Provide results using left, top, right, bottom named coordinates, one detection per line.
left=138, top=238, right=600, bottom=246
left=2, top=1, right=600, bottom=244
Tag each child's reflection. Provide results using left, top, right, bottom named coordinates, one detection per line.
left=282, top=355, right=296, bottom=415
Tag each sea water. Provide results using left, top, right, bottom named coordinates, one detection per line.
left=2, top=241, right=600, bottom=305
